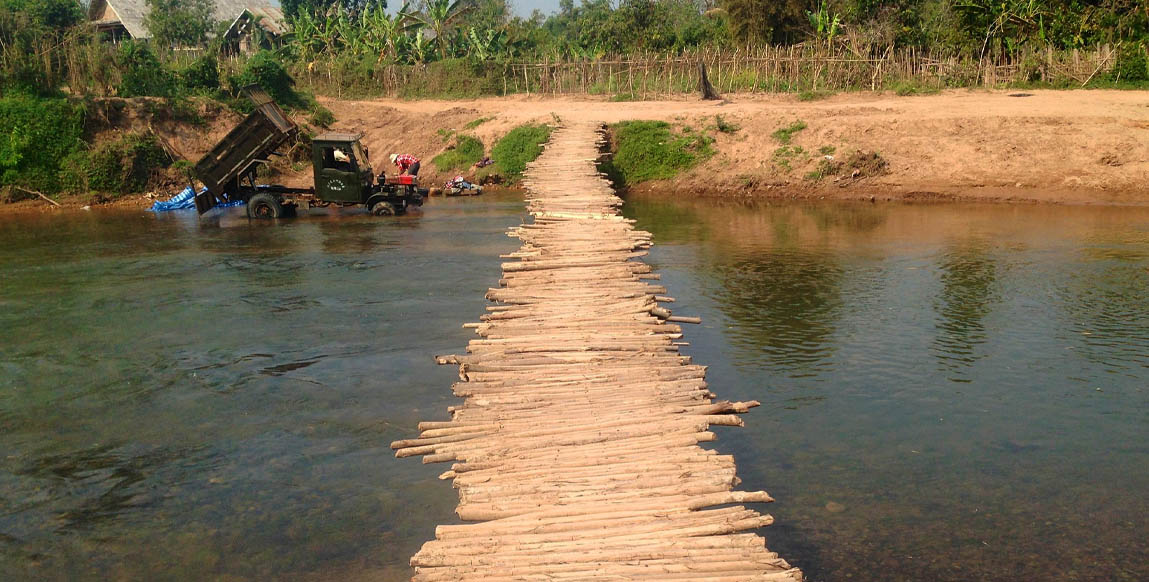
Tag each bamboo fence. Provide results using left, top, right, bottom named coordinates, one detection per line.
left=391, top=121, right=802, bottom=581
left=303, top=44, right=1120, bottom=99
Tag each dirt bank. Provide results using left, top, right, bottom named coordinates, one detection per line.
left=324, top=89, right=1149, bottom=205
left=7, top=89, right=1145, bottom=214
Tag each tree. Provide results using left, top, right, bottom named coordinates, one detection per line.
left=283, top=0, right=387, bottom=20
left=403, top=0, right=476, bottom=59
left=144, top=0, right=215, bottom=48
left=719, top=0, right=809, bottom=44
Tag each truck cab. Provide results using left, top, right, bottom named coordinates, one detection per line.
left=312, top=133, right=374, bottom=204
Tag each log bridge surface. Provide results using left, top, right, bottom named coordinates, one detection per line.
left=391, top=121, right=802, bottom=582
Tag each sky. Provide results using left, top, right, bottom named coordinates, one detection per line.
left=508, top=0, right=564, bottom=17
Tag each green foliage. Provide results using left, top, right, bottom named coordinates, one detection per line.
left=180, top=55, right=220, bottom=93
left=893, top=81, right=941, bottom=96
left=771, top=120, right=807, bottom=144
left=714, top=115, right=740, bottom=134
left=722, top=0, right=808, bottom=45
left=772, top=144, right=804, bottom=172
left=605, top=120, right=714, bottom=185
left=433, top=135, right=485, bottom=171
left=805, top=157, right=841, bottom=181
left=308, top=104, right=336, bottom=128
left=231, top=51, right=306, bottom=109
left=491, top=124, right=552, bottom=180
left=819, top=145, right=836, bottom=155
left=1111, top=44, right=1148, bottom=82
left=797, top=90, right=834, bottom=101
left=0, top=95, right=86, bottom=193
left=610, top=92, right=640, bottom=101
left=116, top=42, right=177, bottom=98
left=144, top=0, right=216, bottom=48
left=464, top=116, right=494, bottom=129
left=87, top=133, right=170, bottom=195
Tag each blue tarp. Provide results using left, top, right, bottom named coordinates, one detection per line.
left=150, top=186, right=245, bottom=212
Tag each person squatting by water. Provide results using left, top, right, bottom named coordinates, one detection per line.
left=390, top=153, right=420, bottom=176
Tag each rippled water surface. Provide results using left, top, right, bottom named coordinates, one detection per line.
left=624, top=197, right=1148, bottom=582
left=1, top=196, right=526, bottom=581
left=2, top=195, right=1146, bottom=581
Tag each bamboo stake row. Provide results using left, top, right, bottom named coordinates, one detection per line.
left=393, top=121, right=801, bottom=581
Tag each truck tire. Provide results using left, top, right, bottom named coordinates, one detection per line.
left=248, top=193, right=283, bottom=219
left=370, top=201, right=395, bottom=216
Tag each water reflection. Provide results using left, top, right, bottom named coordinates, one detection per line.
left=0, top=196, right=524, bottom=581
left=932, top=240, right=1000, bottom=379
left=626, top=195, right=1149, bottom=582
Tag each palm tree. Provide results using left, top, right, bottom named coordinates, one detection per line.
left=402, top=0, right=476, bottom=60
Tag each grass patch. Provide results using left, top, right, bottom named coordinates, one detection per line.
left=771, top=120, right=807, bottom=144
left=797, top=90, right=834, bottom=101
left=819, top=145, right=837, bottom=156
left=805, top=158, right=842, bottom=181
left=464, top=116, right=494, bottom=130
left=604, top=120, right=715, bottom=186
left=610, top=93, right=640, bottom=102
left=771, top=145, right=805, bottom=173
left=893, top=81, right=941, bottom=96
left=433, top=135, right=485, bottom=172
left=437, top=128, right=456, bottom=143
left=491, top=124, right=553, bottom=180
left=714, top=115, right=740, bottom=134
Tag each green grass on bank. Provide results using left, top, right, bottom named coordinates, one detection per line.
left=433, top=135, right=485, bottom=172
left=491, top=124, right=553, bottom=181
left=602, top=120, right=715, bottom=187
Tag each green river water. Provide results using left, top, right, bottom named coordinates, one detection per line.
left=1, top=193, right=1146, bottom=581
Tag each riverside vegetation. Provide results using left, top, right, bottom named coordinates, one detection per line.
left=1, top=0, right=1146, bottom=199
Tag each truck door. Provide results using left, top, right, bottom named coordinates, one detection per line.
left=315, top=145, right=362, bottom=203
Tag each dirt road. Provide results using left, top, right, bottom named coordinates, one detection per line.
left=325, top=89, right=1149, bottom=204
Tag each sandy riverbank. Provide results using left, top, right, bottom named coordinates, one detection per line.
left=323, top=89, right=1148, bottom=205
left=6, top=89, right=1147, bottom=213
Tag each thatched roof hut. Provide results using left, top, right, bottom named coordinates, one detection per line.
left=88, top=0, right=285, bottom=42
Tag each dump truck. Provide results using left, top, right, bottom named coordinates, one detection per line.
left=194, top=85, right=425, bottom=218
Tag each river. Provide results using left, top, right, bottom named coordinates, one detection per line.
left=1, top=194, right=1146, bottom=581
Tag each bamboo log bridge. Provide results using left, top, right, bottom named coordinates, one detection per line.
left=392, top=122, right=802, bottom=581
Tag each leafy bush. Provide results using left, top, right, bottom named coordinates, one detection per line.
left=605, top=120, right=714, bottom=185
left=433, top=135, right=485, bottom=172
left=87, top=133, right=170, bottom=195
left=492, top=124, right=553, bottom=179
left=308, top=104, right=335, bottom=128
left=180, top=54, right=220, bottom=93
left=230, top=51, right=304, bottom=109
left=116, top=41, right=177, bottom=98
left=714, top=115, right=740, bottom=134
left=1111, top=44, right=1148, bottom=83
left=0, top=95, right=86, bottom=193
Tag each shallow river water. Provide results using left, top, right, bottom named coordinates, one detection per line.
left=1, top=194, right=1146, bottom=581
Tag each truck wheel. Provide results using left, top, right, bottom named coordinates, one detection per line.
left=370, top=201, right=395, bottom=216
left=248, top=193, right=283, bottom=219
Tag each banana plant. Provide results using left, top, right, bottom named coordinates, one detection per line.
left=401, top=0, right=476, bottom=60
left=466, top=27, right=507, bottom=61
left=806, top=0, right=841, bottom=49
